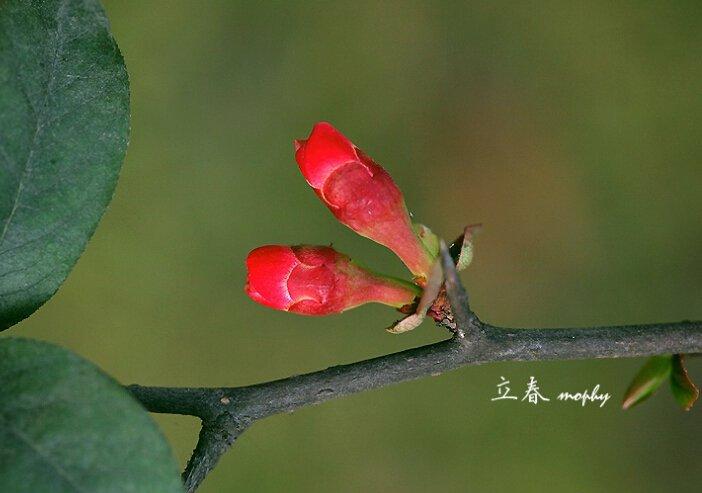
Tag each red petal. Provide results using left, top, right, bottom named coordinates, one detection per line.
left=294, top=123, right=434, bottom=278
left=245, top=245, right=298, bottom=310
left=321, top=162, right=432, bottom=277
left=287, top=299, right=328, bottom=316
left=295, top=122, right=362, bottom=189
left=291, top=244, right=339, bottom=267
left=245, top=245, right=420, bottom=316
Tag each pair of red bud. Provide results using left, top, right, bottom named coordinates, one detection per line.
left=245, top=122, right=441, bottom=318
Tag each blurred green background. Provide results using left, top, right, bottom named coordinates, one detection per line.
left=15, top=1, right=702, bottom=491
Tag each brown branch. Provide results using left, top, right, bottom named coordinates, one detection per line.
left=126, top=248, right=702, bottom=492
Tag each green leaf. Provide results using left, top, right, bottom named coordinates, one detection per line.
left=622, top=355, right=673, bottom=410
left=0, top=338, right=183, bottom=492
left=0, top=0, right=129, bottom=330
left=448, top=224, right=481, bottom=272
left=670, top=354, right=699, bottom=411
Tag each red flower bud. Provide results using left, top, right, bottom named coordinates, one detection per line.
left=245, top=245, right=420, bottom=316
left=294, top=122, right=436, bottom=279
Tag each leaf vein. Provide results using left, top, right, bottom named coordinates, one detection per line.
left=0, top=0, right=69, bottom=250
left=0, top=413, right=87, bottom=492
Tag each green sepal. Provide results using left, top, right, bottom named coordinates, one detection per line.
left=387, top=259, right=443, bottom=334
left=413, top=223, right=440, bottom=258
left=449, top=224, right=481, bottom=272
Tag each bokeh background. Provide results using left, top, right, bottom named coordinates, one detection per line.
left=15, top=1, right=702, bottom=491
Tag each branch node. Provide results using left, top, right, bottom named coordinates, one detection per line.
left=182, top=413, right=250, bottom=493
left=439, top=241, right=482, bottom=343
